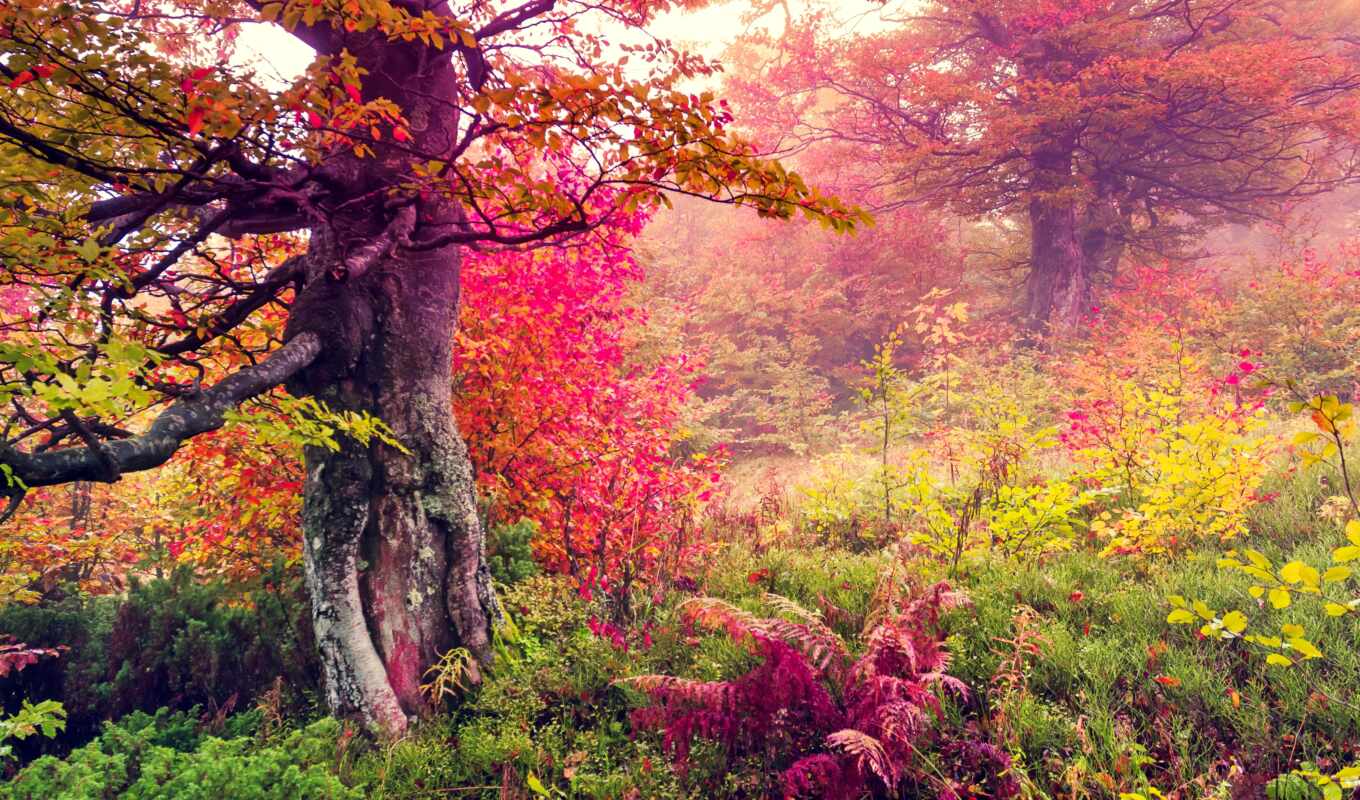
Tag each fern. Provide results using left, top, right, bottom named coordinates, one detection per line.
left=827, top=728, right=897, bottom=788
left=680, top=594, right=851, bottom=676
left=628, top=582, right=1017, bottom=799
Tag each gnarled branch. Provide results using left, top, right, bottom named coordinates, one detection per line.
left=0, top=332, right=323, bottom=492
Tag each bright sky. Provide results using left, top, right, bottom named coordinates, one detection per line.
left=232, top=3, right=760, bottom=85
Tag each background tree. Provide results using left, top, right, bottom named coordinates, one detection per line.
left=638, top=197, right=966, bottom=454
left=729, top=0, right=1360, bottom=330
left=0, top=0, right=860, bottom=734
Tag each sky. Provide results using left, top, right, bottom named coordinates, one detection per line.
left=232, top=2, right=756, bottom=85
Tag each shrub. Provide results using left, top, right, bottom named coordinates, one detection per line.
left=2, top=713, right=356, bottom=799
left=0, top=566, right=317, bottom=759
left=1065, top=370, right=1276, bottom=555
left=486, top=518, right=541, bottom=586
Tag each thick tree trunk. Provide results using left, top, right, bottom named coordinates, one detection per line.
left=284, top=27, right=497, bottom=736
left=293, top=228, right=497, bottom=736
left=1023, top=150, right=1093, bottom=334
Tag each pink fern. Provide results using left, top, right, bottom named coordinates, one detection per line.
left=627, top=582, right=1017, bottom=799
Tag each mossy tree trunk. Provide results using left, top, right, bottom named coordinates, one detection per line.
left=282, top=31, right=497, bottom=737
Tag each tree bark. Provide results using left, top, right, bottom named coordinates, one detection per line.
left=1023, top=149, right=1093, bottom=334
left=284, top=29, right=498, bottom=736
left=291, top=220, right=498, bottom=736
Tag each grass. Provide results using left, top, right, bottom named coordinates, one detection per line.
left=13, top=458, right=1360, bottom=799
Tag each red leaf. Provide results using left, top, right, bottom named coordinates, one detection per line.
left=344, top=83, right=361, bottom=103
left=8, top=70, right=34, bottom=89
left=186, top=106, right=206, bottom=136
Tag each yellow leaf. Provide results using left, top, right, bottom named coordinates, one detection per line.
left=1348, top=519, right=1360, bottom=546
left=1221, top=611, right=1248, bottom=635
left=1288, top=638, right=1323, bottom=659
left=1266, top=654, right=1293, bottom=667
left=1323, top=566, right=1351, bottom=583
left=1268, top=587, right=1291, bottom=609
left=1281, top=623, right=1304, bottom=638
left=1325, top=602, right=1350, bottom=616
left=1166, top=609, right=1196, bottom=624
left=1279, top=560, right=1317, bottom=586
left=1332, top=546, right=1360, bottom=563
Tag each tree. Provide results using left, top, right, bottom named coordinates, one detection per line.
left=729, top=0, right=1360, bottom=331
left=0, top=0, right=861, bottom=734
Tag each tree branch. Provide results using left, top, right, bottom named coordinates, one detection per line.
left=1, top=332, right=322, bottom=491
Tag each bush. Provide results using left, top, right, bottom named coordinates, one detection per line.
left=2, top=712, right=356, bottom=799
left=486, top=518, right=541, bottom=585
left=0, top=565, right=317, bottom=760
left=347, top=574, right=692, bottom=799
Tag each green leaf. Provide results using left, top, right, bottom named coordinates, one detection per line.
left=76, top=237, right=100, bottom=262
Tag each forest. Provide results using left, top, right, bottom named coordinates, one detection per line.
left=2, top=0, right=1360, bottom=798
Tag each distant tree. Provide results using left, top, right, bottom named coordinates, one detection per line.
left=639, top=198, right=965, bottom=453
left=731, top=0, right=1360, bottom=331
left=0, top=0, right=860, bottom=733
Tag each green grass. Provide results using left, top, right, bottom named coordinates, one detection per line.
left=934, top=464, right=1360, bottom=795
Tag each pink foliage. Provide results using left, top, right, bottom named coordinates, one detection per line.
left=454, top=202, right=719, bottom=613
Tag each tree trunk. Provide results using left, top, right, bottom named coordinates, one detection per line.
left=292, top=226, right=498, bottom=736
left=283, top=29, right=498, bottom=736
left=1023, top=150, right=1092, bottom=334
